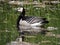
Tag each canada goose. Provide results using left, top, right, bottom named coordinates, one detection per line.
left=16, top=7, right=49, bottom=41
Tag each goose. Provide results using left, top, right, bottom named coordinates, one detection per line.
left=16, top=7, right=49, bottom=30
left=16, top=7, right=49, bottom=41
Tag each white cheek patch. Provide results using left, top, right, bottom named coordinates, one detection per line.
left=17, top=8, right=23, bottom=12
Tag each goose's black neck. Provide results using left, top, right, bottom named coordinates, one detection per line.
left=17, top=8, right=25, bottom=30
left=20, top=8, right=25, bottom=20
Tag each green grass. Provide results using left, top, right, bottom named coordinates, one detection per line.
left=0, top=2, right=19, bottom=45
left=0, top=2, right=60, bottom=45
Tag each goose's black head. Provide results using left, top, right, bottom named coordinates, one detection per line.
left=17, top=7, right=25, bottom=20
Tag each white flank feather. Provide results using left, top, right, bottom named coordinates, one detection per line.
left=31, top=22, right=43, bottom=27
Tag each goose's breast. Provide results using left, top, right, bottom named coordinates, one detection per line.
left=19, top=19, right=30, bottom=26
left=19, top=19, right=31, bottom=30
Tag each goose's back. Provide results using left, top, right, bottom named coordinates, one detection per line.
left=25, top=16, right=43, bottom=24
